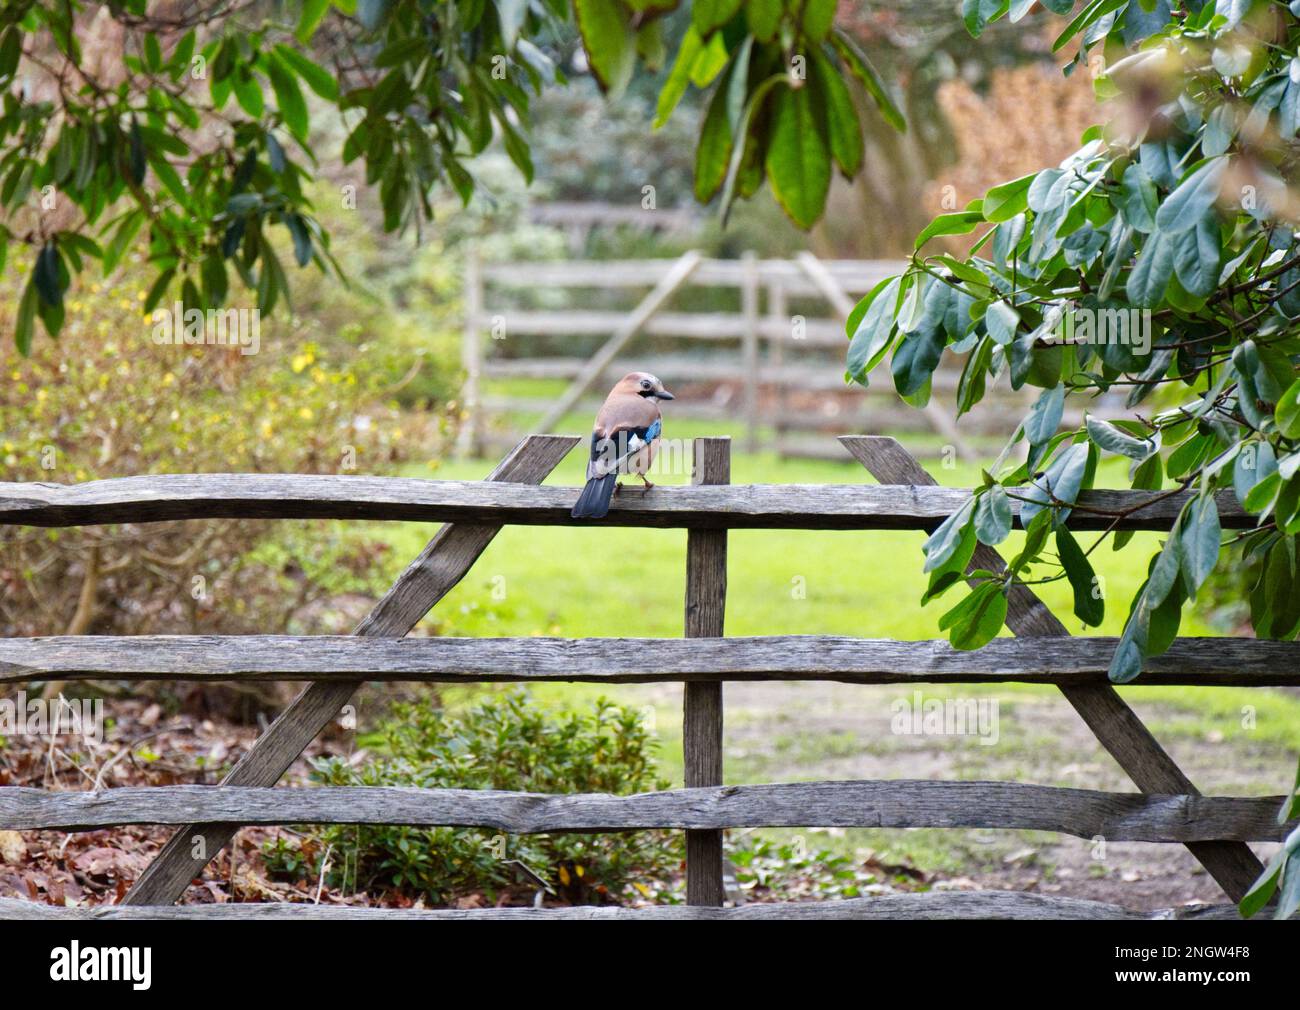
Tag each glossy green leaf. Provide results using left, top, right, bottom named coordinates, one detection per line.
left=1154, top=158, right=1226, bottom=235
left=1057, top=527, right=1105, bottom=627
left=266, top=54, right=309, bottom=140
left=974, top=484, right=1012, bottom=545
left=983, top=172, right=1035, bottom=223
left=830, top=29, right=904, bottom=132
left=943, top=582, right=1009, bottom=650
left=923, top=498, right=977, bottom=573
left=1086, top=415, right=1154, bottom=460
left=914, top=209, right=984, bottom=249
left=811, top=48, right=862, bottom=176
left=693, top=0, right=743, bottom=35
left=1024, top=384, right=1065, bottom=446
left=764, top=84, right=830, bottom=229
left=1126, top=229, right=1174, bottom=308
left=575, top=0, right=635, bottom=96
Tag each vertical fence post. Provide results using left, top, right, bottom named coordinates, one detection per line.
left=684, top=436, right=729, bottom=906
left=456, top=246, right=483, bottom=459
left=741, top=252, right=760, bottom=454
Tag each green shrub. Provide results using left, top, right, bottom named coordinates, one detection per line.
left=270, top=690, right=680, bottom=906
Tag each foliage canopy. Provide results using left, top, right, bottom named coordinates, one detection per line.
left=845, top=0, right=1300, bottom=917
left=0, top=1, right=901, bottom=353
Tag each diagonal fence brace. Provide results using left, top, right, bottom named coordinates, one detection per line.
left=839, top=435, right=1264, bottom=902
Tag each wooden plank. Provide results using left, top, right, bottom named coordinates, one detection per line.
left=838, top=435, right=1266, bottom=903
left=122, top=435, right=579, bottom=906
left=0, top=476, right=1255, bottom=531
left=534, top=250, right=701, bottom=433
left=4, top=781, right=1292, bottom=842
left=471, top=310, right=846, bottom=343
left=685, top=437, right=728, bottom=906
left=481, top=354, right=995, bottom=390
left=479, top=257, right=906, bottom=296
left=6, top=634, right=1300, bottom=687
left=0, top=893, right=1260, bottom=920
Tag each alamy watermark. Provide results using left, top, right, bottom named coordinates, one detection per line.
left=150, top=302, right=261, bottom=355
left=1040, top=301, right=1152, bottom=356
left=891, top=690, right=999, bottom=746
left=0, top=691, right=104, bottom=743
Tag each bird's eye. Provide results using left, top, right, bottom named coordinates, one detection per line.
left=640, top=379, right=651, bottom=388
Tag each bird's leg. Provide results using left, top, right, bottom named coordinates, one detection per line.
left=612, top=481, right=622, bottom=496
left=639, top=474, right=654, bottom=493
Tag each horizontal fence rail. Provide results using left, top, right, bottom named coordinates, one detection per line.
left=479, top=257, right=906, bottom=294
left=3, top=635, right=1299, bottom=687
left=2, top=781, right=1293, bottom=842
left=0, top=474, right=1251, bottom=530
left=0, top=893, right=1254, bottom=921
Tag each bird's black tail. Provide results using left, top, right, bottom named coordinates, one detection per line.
left=571, top=473, right=618, bottom=519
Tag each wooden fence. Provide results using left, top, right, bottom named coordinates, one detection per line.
left=0, top=433, right=1295, bottom=920
left=458, top=254, right=1052, bottom=462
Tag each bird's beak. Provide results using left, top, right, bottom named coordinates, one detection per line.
left=656, top=389, right=675, bottom=400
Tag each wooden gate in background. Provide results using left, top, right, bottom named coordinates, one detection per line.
left=458, top=255, right=1035, bottom=462
left=0, top=434, right=1293, bottom=920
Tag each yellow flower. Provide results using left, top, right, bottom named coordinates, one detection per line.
left=298, top=407, right=314, bottom=420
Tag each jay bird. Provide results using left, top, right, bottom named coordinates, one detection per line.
left=571, top=371, right=674, bottom=519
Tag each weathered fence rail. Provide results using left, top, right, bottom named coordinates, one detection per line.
left=1, top=782, right=1291, bottom=842
left=0, top=892, right=1252, bottom=921
left=3, top=635, right=1300, bottom=687
left=0, top=433, right=1290, bottom=920
left=0, top=475, right=1253, bottom=530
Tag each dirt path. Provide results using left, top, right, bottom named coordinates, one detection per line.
left=631, top=679, right=1294, bottom=913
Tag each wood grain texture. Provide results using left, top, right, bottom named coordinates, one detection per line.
left=0, top=893, right=1272, bottom=920
left=685, top=437, right=728, bottom=907
left=5, top=634, right=1300, bottom=686
left=0, top=474, right=1253, bottom=531
left=839, top=435, right=1266, bottom=903
left=3, top=781, right=1292, bottom=842
left=122, top=435, right=579, bottom=906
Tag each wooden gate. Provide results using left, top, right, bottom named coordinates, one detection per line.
left=457, top=255, right=1047, bottom=463
left=0, top=434, right=1293, bottom=920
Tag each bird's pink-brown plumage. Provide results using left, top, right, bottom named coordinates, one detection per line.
left=571, top=372, right=673, bottom=518
left=593, top=374, right=663, bottom=475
